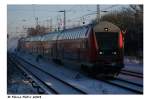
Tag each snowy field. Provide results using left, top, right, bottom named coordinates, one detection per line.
left=124, top=56, right=143, bottom=74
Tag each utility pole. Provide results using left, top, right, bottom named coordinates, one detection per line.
left=46, top=18, right=53, bottom=32
left=57, top=16, right=60, bottom=31
left=32, top=4, right=38, bottom=27
left=97, top=5, right=100, bottom=23
left=50, top=18, right=53, bottom=31
left=81, top=17, right=85, bottom=25
left=59, top=10, right=66, bottom=30
left=35, top=17, right=39, bottom=26
left=64, top=10, right=66, bottom=30
left=22, top=19, right=26, bottom=37
left=46, top=19, right=49, bottom=31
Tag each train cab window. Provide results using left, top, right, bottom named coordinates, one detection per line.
left=95, top=32, right=118, bottom=50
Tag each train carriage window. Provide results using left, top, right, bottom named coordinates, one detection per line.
left=51, top=48, right=53, bottom=56
left=82, top=41, right=85, bottom=49
left=82, top=40, right=87, bottom=49
left=83, top=40, right=88, bottom=48
left=34, top=48, right=35, bottom=53
left=85, top=40, right=88, bottom=48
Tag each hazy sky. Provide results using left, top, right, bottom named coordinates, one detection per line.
left=7, top=5, right=129, bottom=37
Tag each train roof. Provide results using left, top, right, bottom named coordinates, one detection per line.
left=24, top=32, right=59, bottom=42
left=57, top=26, right=89, bottom=40
left=41, top=32, right=59, bottom=41
left=23, top=21, right=120, bottom=42
left=42, top=26, right=89, bottom=41
left=25, top=35, right=42, bottom=42
left=24, top=26, right=90, bottom=42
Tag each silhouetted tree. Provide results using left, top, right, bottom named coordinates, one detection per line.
left=27, top=25, right=47, bottom=36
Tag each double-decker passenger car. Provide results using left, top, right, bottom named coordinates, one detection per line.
left=17, top=21, right=124, bottom=76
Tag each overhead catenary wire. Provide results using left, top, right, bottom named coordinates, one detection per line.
left=8, top=5, right=125, bottom=34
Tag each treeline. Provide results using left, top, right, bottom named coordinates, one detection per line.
left=100, top=5, right=143, bottom=57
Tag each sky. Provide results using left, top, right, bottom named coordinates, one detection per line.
left=7, top=5, right=129, bottom=38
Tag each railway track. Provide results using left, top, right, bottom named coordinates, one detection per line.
left=115, top=77, right=143, bottom=88
left=120, top=69, right=143, bottom=78
left=8, top=53, right=143, bottom=94
left=100, top=68, right=143, bottom=94
left=8, top=55, right=57, bottom=94
left=102, top=77, right=143, bottom=94
left=9, top=54, right=88, bottom=94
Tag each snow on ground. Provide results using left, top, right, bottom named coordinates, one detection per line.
left=117, top=74, right=143, bottom=85
left=7, top=57, right=38, bottom=94
left=14, top=52, right=138, bottom=94
left=7, top=37, right=19, bottom=52
left=124, top=56, right=143, bottom=74
left=124, top=56, right=143, bottom=64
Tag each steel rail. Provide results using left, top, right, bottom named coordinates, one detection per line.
left=9, top=55, right=58, bottom=94
left=115, top=77, right=143, bottom=87
left=101, top=78, right=143, bottom=94
left=120, top=70, right=143, bottom=78
left=11, top=53, right=88, bottom=94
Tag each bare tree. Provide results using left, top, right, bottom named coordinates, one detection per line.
left=27, top=25, right=47, bottom=36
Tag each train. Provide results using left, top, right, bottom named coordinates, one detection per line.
left=17, top=21, right=124, bottom=77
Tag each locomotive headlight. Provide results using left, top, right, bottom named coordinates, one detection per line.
left=104, top=28, right=108, bottom=31
left=99, top=51, right=103, bottom=54
left=112, top=52, right=117, bottom=55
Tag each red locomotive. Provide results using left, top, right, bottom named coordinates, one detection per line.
left=17, top=21, right=124, bottom=76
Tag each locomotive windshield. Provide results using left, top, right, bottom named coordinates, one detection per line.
left=95, top=32, right=119, bottom=50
